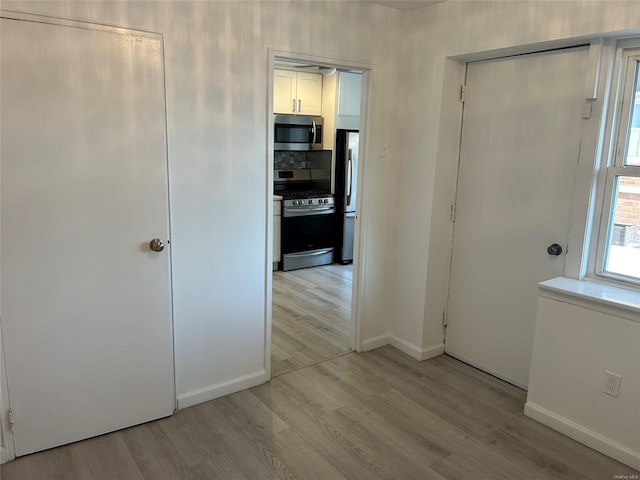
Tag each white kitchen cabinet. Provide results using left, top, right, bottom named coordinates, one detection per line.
left=337, top=72, right=362, bottom=116
left=274, top=69, right=322, bottom=116
left=273, top=197, right=282, bottom=266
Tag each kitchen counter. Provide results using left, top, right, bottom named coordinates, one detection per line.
left=273, top=195, right=283, bottom=201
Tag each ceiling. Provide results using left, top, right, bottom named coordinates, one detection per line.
left=368, top=0, right=444, bottom=11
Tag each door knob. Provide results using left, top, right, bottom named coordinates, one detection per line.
left=547, top=243, right=563, bottom=256
left=149, top=238, right=164, bottom=252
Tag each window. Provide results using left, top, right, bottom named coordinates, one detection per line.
left=595, top=47, right=640, bottom=284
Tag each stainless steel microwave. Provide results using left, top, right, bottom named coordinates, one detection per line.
left=274, top=114, right=323, bottom=151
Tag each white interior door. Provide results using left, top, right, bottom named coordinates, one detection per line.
left=1, top=17, right=174, bottom=455
left=445, top=47, right=588, bottom=388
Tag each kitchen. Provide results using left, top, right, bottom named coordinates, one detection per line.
left=271, top=62, right=363, bottom=376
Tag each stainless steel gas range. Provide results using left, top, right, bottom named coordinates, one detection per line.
left=274, top=154, right=335, bottom=271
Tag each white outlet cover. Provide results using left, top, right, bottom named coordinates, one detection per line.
left=603, top=371, right=622, bottom=398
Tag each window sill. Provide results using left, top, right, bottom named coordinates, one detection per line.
left=538, top=277, right=640, bottom=322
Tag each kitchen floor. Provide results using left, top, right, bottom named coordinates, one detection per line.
left=271, top=263, right=352, bottom=376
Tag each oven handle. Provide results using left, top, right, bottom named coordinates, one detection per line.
left=284, top=206, right=335, bottom=217
left=286, top=248, right=333, bottom=258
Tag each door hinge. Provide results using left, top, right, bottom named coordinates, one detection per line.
left=8, top=408, right=15, bottom=432
left=450, top=204, right=456, bottom=223
left=442, top=309, right=448, bottom=327
left=460, top=84, right=466, bottom=103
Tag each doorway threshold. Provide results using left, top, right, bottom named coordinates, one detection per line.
left=271, top=350, right=353, bottom=378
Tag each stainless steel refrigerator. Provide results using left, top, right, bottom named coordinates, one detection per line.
left=334, top=129, right=359, bottom=263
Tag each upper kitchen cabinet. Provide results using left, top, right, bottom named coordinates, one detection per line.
left=337, top=72, right=362, bottom=116
left=274, top=69, right=322, bottom=116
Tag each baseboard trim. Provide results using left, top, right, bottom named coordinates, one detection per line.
left=418, top=342, right=446, bottom=361
left=362, top=333, right=390, bottom=351
left=390, top=336, right=444, bottom=361
left=524, top=402, right=640, bottom=471
left=177, top=369, right=267, bottom=410
left=1, top=446, right=14, bottom=464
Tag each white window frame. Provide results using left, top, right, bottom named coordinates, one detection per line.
left=591, top=41, right=640, bottom=287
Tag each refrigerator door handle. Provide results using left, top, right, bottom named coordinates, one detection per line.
left=346, top=149, right=353, bottom=206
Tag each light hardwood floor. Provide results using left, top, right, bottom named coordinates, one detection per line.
left=2, top=347, right=637, bottom=480
left=271, top=263, right=352, bottom=376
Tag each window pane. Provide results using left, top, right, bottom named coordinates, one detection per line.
left=626, top=62, right=640, bottom=165
left=605, top=176, right=640, bottom=279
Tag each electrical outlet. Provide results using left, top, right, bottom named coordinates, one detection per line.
left=603, top=371, right=622, bottom=398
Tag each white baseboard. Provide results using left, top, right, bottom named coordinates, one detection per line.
left=1, top=445, right=13, bottom=464
left=177, top=369, right=267, bottom=410
left=362, top=333, right=390, bottom=351
left=390, top=336, right=444, bottom=361
left=524, top=402, right=640, bottom=471
left=362, top=334, right=444, bottom=361
left=418, top=342, right=446, bottom=361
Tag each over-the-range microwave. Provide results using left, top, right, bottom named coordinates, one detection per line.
left=274, top=114, right=323, bottom=151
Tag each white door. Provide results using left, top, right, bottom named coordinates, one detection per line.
left=1, top=17, right=174, bottom=455
left=445, top=47, right=588, bottom=388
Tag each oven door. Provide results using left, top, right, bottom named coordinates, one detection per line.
left=281, top=213, right=334, bottom=271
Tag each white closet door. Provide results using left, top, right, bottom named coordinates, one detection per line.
left=445, top=47, right=588, bottom=388
left=1, top=17, right=174, bottom=455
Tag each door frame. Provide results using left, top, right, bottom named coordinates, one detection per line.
left=0, top=10, right=176, bottom=453
left=264, top=48, right=375, bottom=379
left=1, top=319, right=15, bottom=464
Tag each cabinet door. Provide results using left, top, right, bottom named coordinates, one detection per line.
left=338, top=72, right=362, bottom=116
left=296, top=72, right=323, bottom=115
left=274, top=69, right=296, bottom=114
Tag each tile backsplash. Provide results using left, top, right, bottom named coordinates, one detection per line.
left=274, top=151, right=307, bottom=170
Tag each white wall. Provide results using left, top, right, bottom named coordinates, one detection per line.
left=1, top=0, right=403, bottom=406
left=526, top=296, right=640, bottom=470
left=389, top=0, right=640, bottom=356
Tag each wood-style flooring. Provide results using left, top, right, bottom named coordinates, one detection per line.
left=3, top=347, right=637, bottom=480
left=271, top=263, right=352, bottom=376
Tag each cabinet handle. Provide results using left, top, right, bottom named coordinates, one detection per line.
left=298, top=99, right=301, bottom=113
left=292, top=99, right=296, bottom=113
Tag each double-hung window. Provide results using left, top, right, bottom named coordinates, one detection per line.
left=595, top=46, right=640, bottom=284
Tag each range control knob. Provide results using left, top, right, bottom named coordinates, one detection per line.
left=308, top=200, right=313, bottom=204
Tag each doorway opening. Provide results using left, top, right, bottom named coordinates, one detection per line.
left=266, top=53, right=371, bottom=377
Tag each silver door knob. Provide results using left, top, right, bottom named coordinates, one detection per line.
left=149, top=238, right=164, bottom=252
left=547, top=243, right=563, bottom=256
